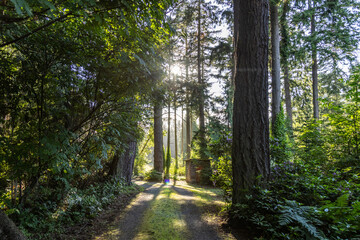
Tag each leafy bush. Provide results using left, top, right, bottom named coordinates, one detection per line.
left=145, top=169, right=163, bottom=182
left=208, top=130, right=232, bottom=198
left=229, top=160, right=360, bottom=239
left=12, top=179, right=139, bottom=239
left=270, top=105, right=292, bottom=164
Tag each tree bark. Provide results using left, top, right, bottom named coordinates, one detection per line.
left=270, top=2, right=281, bottom=133
left=232, top=0, right=270, bottom=204
left=185, top=32, right=191, bottom=160
left=154, top=101, right=163, bottom=172
left=165, top=100, right=171, bottom=179
left=280, top=0, right=292, bottom=127
left=174, top=91, right=178, bottom=184
left=109, top=140, right=137, bottom=185
left=181, top=106, right=184, bottom=161
left=0, top=210, right=26, bottom=240
left=197, top=0, right=206, bottom=159
left=309, top=0, right=319, bottom=119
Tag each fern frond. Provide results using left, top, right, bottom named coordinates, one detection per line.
left=279, top=200, right=327, bottom=240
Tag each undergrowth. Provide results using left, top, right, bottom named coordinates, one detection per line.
left=7, top=179, right=140, bottom=239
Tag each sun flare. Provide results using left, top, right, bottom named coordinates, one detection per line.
left=171, top=64, right=182, bottom=76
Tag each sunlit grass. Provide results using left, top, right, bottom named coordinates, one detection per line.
left=177, top=183, right=225, bottom=207
left=134, top=186, right=189, bottom=240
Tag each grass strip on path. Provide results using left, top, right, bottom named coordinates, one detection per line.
left=134, top=185, right=189, bottom=240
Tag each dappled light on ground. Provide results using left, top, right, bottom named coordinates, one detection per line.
left=134, top=186, right=189, bottom=240
left=91, top=181, right=235, bottom=240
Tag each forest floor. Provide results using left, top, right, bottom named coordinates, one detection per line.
left=61, top=180, right=251, bottom=240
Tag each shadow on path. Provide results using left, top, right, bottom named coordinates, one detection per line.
left=171, top=185, right=222, bottom=240
left=94, top=181, right=163, bottom=240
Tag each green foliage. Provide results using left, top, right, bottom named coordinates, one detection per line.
left=322, top=66, right=360, bottom=165
left=145, top=169, right=163, bottom=182
left=0, top=0, right=173, bottom=236
left=164, top=147, right=172, bottom=180
left=191, top=129, right=210, bottom=159
left=134, top=130, right=154, bottom=176
left=229, top=158, right=360, bottom=239
left=297, top=120, right=328, bottom=166
left=279, top=200, right=325, bottom=239
left=208, top=130, right=232, bottom=199
left=11, top=179, right=139, bottom=239
left=270, top=104, right=292, bottom=164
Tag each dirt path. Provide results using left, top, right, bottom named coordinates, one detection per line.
left=171, top=185, right=222, bottom=240
left=89, top=181, right=237, bottom=240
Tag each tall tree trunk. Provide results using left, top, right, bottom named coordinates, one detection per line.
left=174, top=91, right=178, bottom=185
left=185, top=31, right=191, bottom=160
left=154, top=101, right=163, bottom=172
left=284, top=65, right=292, bottom=123
left=197, top=0, right=206, bottom=159
left=181, top=106, right=184, bottom=162
left=232, top=0, right=270, bottom=204
left=165, top=101, right=171, bottom=179
left=109, top=140, right=137, bottom=185
left=270, top=2, right=281, bottom=134
left=310, top=0, right=319, bottom=119
left=280, top=0, right=292, bottom=127
left=0, top=210, right=26, bottom=240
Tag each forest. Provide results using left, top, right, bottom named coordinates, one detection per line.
left=0, top=0, right=359, bottom=239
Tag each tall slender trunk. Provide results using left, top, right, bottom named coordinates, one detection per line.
left=270, top=2, right=281, bottom=134
left=165, top=100, right=171, bottom=179
left=174, top=91, right=178, bottom=185
left=181, top=106, right=184, bottom=161
left=280, top=0, right=292, bottom=127
left=284, top=64, right=292, bottom=123
left=185, top=31, right=191, bottom=160
left=232, top=0, right=270, bottom=204
left=153, top=101, right=163, bottom=172
left=197, top=0, right=206, bottom=159
left=309, top=0, right=319, bottom=119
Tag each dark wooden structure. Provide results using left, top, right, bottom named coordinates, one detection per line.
left=185, top=159, right=211, bottom=184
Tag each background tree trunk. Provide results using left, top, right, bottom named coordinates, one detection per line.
left=270, top=2, right=281, bottom=133
left=232, top=0, right=270, bottom=204
left=0, top=210, right=26, bottom=240
left=310, top=0, right=319, bottom=119
left=174, top=92, right=178, bottom=184
left=165, top=101, right=171, bottom=179
left=280, top=0, right=292, bottom=127
left=185, top=32, right=191, bottom=160
left=197, top=0, right=206, bottom=159
left=109, top=140, right=137, bottom=185
left=154, top=101, right=163, bottom=172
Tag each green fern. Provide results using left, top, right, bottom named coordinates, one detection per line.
left=334, top=194, right=349, bottom=208
left=279, top=200, right=327, bottom=240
